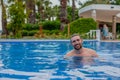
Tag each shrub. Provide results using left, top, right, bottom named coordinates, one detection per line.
left=28, top=30, right=38, bottom=36
left=22, top=30, right=38, bottom=36
left=23, top=23, right=39, bottom=30
left=22, top=30, right=28, bottom=36
left=42, top=20, right=60, bottom=30
left=43, top=30, right=60, bottom=35
left=64, top=18, right=97, bottom=35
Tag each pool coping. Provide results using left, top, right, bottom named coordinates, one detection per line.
left=0, top=39, right=120, bottom=42
left=0, top=39, right=98, bottom=42
left=101, top=40, right=120, bottom=42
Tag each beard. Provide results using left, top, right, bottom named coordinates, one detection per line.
left=74, top=43, right=82, bottom=50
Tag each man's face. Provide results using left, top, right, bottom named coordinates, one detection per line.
left=71, top=36, right=82, bottom=50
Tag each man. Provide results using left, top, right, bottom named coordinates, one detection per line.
left=64, top=34, right=98, bottom=59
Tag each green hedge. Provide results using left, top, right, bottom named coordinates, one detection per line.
left=22, top=30, right=38, bottom=36
left=22, top=23, right=39, bottom=36
left=42, top=20, right=60, bottom=30
left=64, top=18, right=97, bottom=35
left=23, top=23, right=39, bottom=30
left=43, top=30, right=60, bottom=35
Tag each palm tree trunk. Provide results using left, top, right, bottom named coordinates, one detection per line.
left=72, top=0, right=76, bottom=21
left=60, top=0, right=67, bottom=31
left=26, top=0, right=36, bottom=24
left=1, top=0, right=8, bottom=35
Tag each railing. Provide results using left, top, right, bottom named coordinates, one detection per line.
left=85, top=30, right=101, bottom=41
left=0, top=30, right=2, bottom=39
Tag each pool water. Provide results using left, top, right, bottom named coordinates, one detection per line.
left=0, top=40, right=120, bottom=80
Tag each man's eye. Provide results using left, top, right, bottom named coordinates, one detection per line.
left=72, top=40, right=75, bottom=43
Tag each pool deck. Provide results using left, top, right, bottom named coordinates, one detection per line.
left=0, top=39, right=120, bottom=42
left=101, top=40, right=120, bottom=42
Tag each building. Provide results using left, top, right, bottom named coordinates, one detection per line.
left=79, top=4, right=120, bottom=39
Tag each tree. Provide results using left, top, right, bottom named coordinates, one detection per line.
left=67, top=6, right=79, bottom=22
left=52, top=5, right=59, bottom=20
left=81, top=0, right=110, bottom=8
left=8, top=0, right=25, bottom=38
left=0, top=0, right=8, bottom=35
left=36, top=0, right=45, bottom=22
left=110, top=0, right=120, bottom=5
left=59, top=0, right=68, bottom=31
left=25, top=0, right=36, bottom=24
left=44, top=0, right=52, bottom=20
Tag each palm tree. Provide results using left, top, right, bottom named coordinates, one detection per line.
left=25, top=0, right=36, bottom=23
left=59, top=0, right=68, bottom=30
left=44, top=0, right=52, bottom=20
left=0, top=0, right=8, bottom=35
left=36, top=0, right=45, bottom=21
left=52, top=5, right=59, bottom=20
left=71, top=0, right=77, bottom=21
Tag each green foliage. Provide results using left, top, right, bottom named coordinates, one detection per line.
left=116, top=23, right=120, bottom=33
left=22, top=23, right=39, bottom=36
left=15, top=31, right=22, bottom=39
left=22, top=30, right=38, bottom=36
left=43, top=30, right=60, bottom=35
left=42, top=20, right=60, bottom=30
left=67, top=6, right=79, bottom=22
left=28, top=30, right=38, bottom=36
left=8, top=1, right=25, bottom=38
left=23, top=23, right=39, bottom=30
left=64, top=18, right=97, bottom=35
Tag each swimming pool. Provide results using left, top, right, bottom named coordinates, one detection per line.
left=0, top=40, right=120, bottom=80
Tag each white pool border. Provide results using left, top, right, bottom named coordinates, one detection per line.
left=0, top=39, right=98, bottom=42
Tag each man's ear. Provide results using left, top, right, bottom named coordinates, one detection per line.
left=80, top=39, right=83, bottom=43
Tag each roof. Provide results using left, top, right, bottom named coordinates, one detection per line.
left=78, top=4, right=120, bottom=23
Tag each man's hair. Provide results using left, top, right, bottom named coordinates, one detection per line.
left=70, top=34, right=81, bottom=41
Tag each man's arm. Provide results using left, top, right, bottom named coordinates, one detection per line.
left=90, top=49, right=98, bottom=57
left=64, top=50, right=73, bottom=59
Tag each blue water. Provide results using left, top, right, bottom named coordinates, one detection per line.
left=0, top=40, right=120, bottom=80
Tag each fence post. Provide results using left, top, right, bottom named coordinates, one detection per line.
left=68, top=23, right=70, bottom=38
left=96, top=30, right=100, bottom=41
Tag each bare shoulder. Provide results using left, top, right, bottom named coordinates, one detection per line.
left=64, top=50, right=74, bottom=59
left=85, top=48, right=98, bottom=57
left=89, top=48, right=96, bottom=53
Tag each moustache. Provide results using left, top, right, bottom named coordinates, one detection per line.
left=75, top=44, right=81, bottom=46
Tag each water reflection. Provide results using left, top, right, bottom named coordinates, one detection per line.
left=67, top=56, right=95, bottom=69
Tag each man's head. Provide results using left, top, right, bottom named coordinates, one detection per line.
left=70, top=34, right=83, bottom=50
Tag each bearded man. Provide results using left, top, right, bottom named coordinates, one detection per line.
left=64, top=34, right=98, bottom=59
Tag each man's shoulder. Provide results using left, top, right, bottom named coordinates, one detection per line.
left=66, top=50, right=74, bottom=55
left=64, top=50, right=74, bottom=59
left=86, top=48, right=98, bottom=57
left=84, top=48, right=95, bottom=52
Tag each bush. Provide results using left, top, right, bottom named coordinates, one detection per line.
left=64, top=18, right=97, bottom=35
left=22, top=30, right=38, bottom=36
left=22, top=30, right=28, bottom=36
left=28, top=30, right=38, bottom=36
left=43, top=30, right=60, bottom=35
left=42, top=20, right=60, bottom=30
left=23, top=23, right=39, bottom=30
